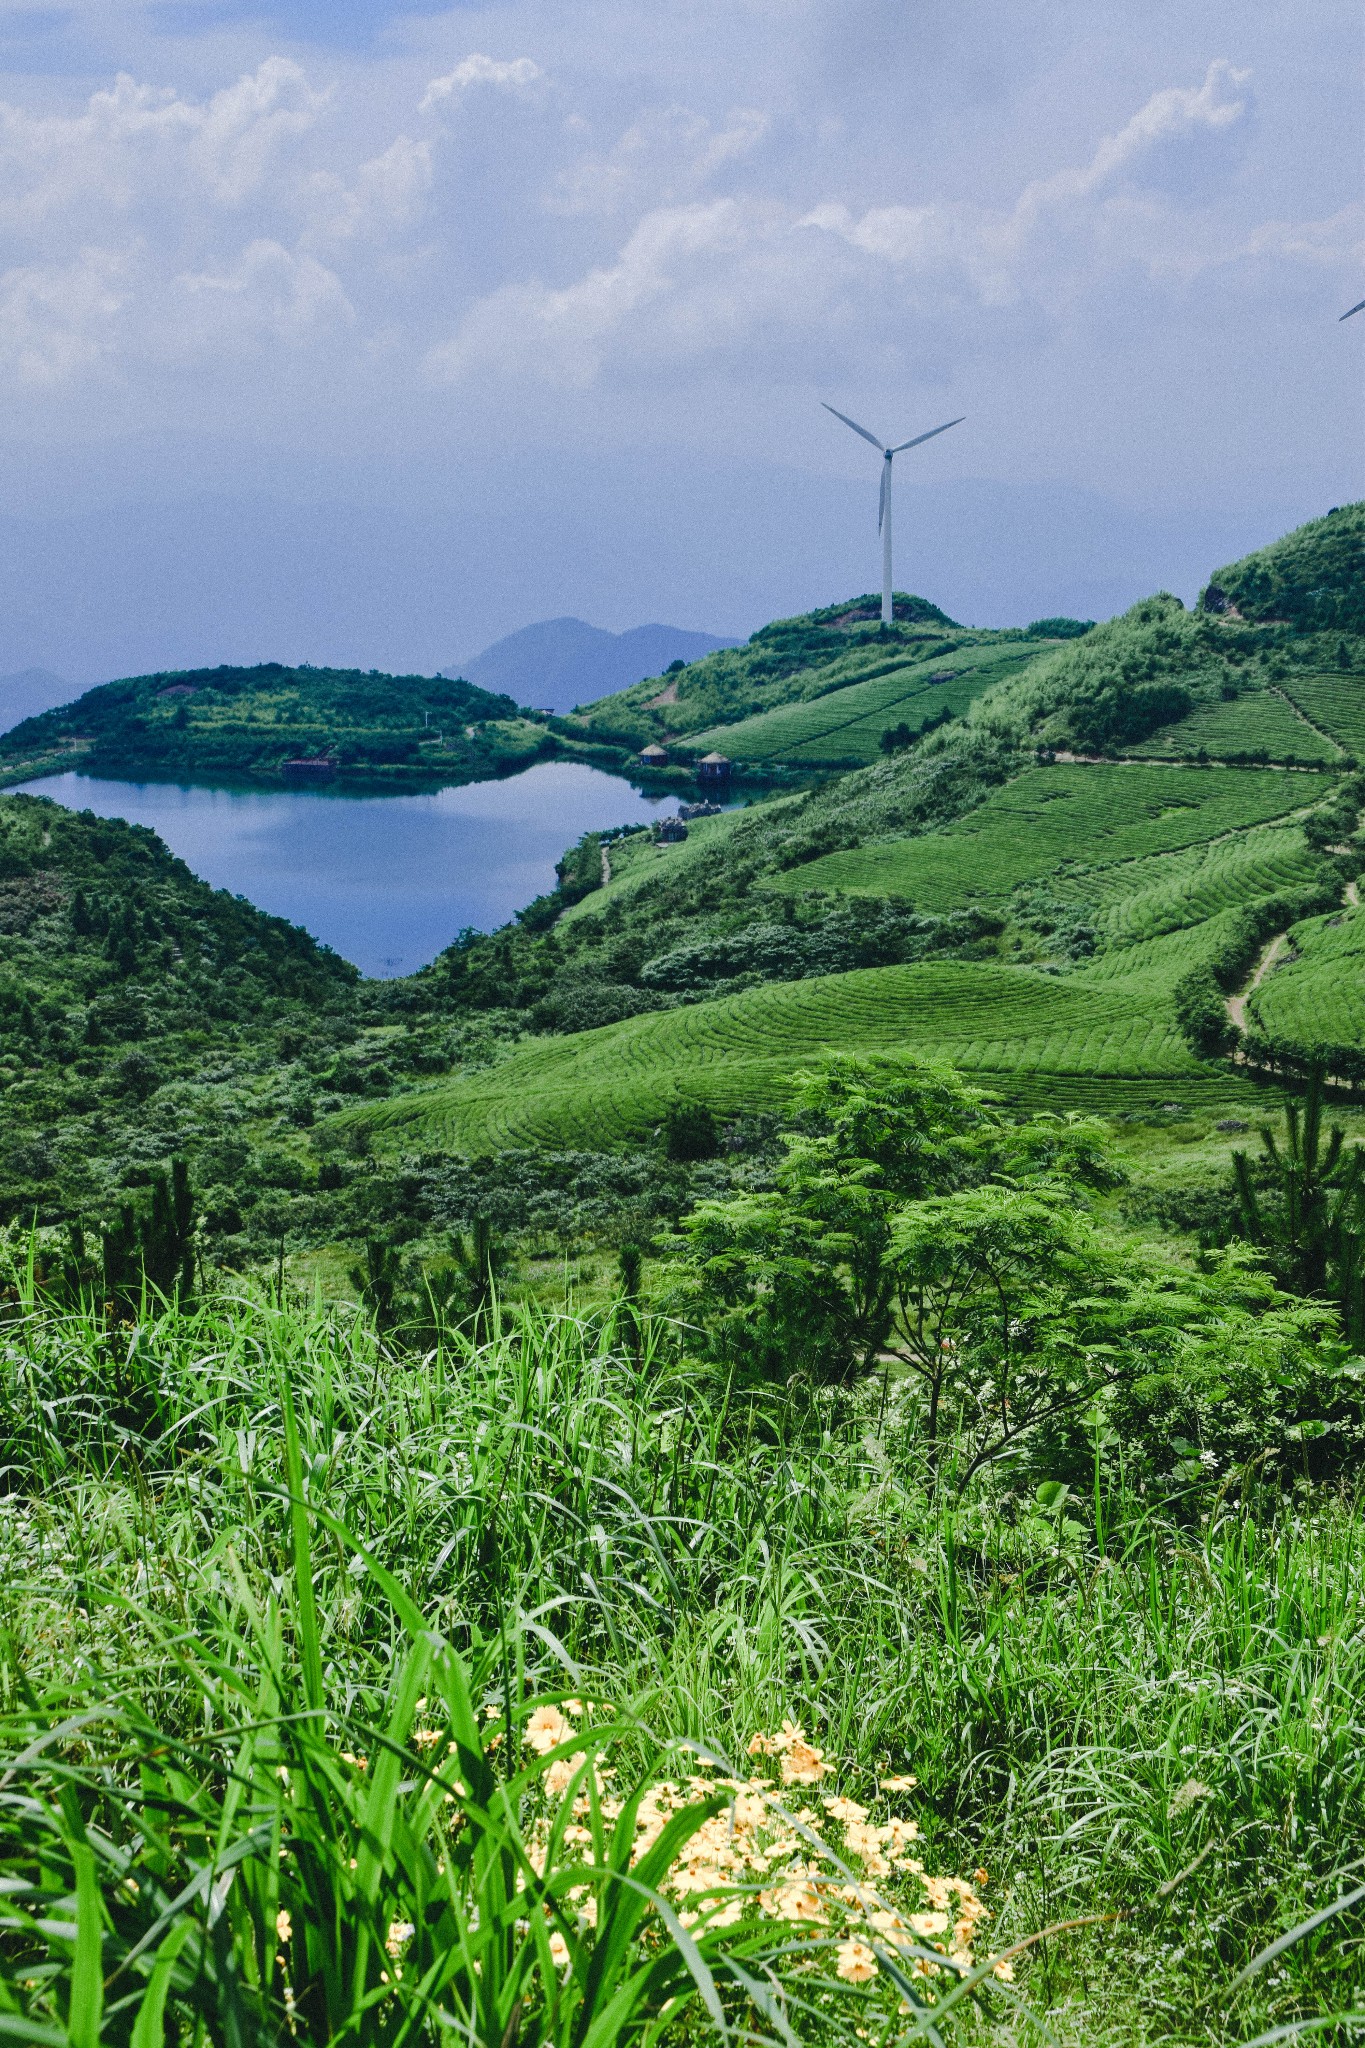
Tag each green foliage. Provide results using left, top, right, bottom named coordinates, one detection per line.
left=0, top=662, right=556, bottom=790
left=1231, top=1069, right=1365, bottom=1332
left=1172, top=966, right=1237, bottom=1059
left=662, top=1099, right=719, bottom=1162
left=1025, top=616, right=1095, bottom=638
left=1206, top=502, right=1365, bottom=635
left=1, top=1237, right=1364, bottom=2039
left=1069, top=679, right=1194, bottom=753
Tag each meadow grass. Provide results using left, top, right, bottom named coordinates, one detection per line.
left=771, top=766, right=1315, bottom=910
left=0, top=1284, right=1360, bottom=2043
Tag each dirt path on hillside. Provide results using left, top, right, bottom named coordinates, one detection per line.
left=601, top=843, right=612, bottom=887
left=1227, top=932, right=1288, bottom=1034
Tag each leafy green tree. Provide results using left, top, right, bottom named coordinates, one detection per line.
left=674, top=1058, right=983, bottom=1387
left=884, top=1184, right=1111, bottom=1477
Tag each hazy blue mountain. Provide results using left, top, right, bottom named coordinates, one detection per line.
left=0, top=669, right=73, bottom=733
left=447, top=618, right=740, bottom=712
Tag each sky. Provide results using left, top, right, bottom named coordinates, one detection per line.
left=0, top=0, right=1359, bottom=680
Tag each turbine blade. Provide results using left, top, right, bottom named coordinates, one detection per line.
left=878, top=461, right=888, bottom=533
left=1341, top=300, right=1365, bottom=321
left=890, top=415, right=966, bottom=453
left=822, top=401, right=886, bottom=451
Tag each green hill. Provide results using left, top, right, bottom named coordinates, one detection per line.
left=0, top=791, right=360, bottom=1221
left=0, top=662, right=560, bottom=791
left=555, top=592, right=1077, bottom=761
left=335, top=504, right=1365, bottom=1149
left=1205, top=502, right=1365, bottom=635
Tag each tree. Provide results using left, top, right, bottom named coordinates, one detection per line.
left=448, top=1216, right=511, bottom=1339
left=100, top=1158, right=196, bottom=1316
left=675, top=1059, right=984, bottom=1388
left=1232, top=1067, right=1365, bottom=1336
left=884, top=1184, right=1109, bottom=1478
left=349, top=1237, right=403, bottom=1330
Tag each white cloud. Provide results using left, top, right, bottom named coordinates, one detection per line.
left=177, top=239, right=353, bottom=348
left=0, top=249, right=125, bottom=386
left=420, top=56, right=542, bottom=114
left=305, top=135, right=433, bottom=242
left=428, top=63, right=1275, bottom=385
left=0, top=59, right=325, bottom=228
left=551, top=104, right=768, bottom=217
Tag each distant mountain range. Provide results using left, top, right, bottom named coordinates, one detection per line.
left=0, top=669, right=74, bottom=730
left=447, top=618, right=739, bottom=714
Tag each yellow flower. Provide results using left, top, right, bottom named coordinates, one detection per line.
left=837, top=1939, right=878, bottom=1984
left=879, top=1774, right=919, bottom=1792
left=821, top=1795, right=868, bottom=1824
left=545, top=1753, right=587, bottom=1797
left=780, top=1740, right=828, bottom=1786
left=524, top=1706, right=574, bottom=1755
left=908, top=1910, right=948, bottom=1939
left=275, top=1909, right=292, bottom=1944
left=992, top=1956, right=1015, bottom=1982
left=548, top=1930, right=570, bottom=1968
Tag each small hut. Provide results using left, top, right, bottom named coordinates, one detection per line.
left=639, top=742, right=669, bottom=767
left=656, top=816, right=688, bottom=844
left=282, top=754, right=336, bottom=779
left=697, top=751, right=731, bottom=786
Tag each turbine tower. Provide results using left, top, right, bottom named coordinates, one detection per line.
left=823, top=403, right=964, bottom=625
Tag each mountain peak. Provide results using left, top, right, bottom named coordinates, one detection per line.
left=448, top=617, right=739, bottom=713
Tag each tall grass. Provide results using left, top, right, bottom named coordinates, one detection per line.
left=0, top=1283, right=1361, bottom=2042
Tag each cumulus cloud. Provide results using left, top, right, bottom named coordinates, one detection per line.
left=0, top=58, right=325, bottom=227
left=0, top=250, right=125, bottom=386
left=177, top=239, right=353, bottom=348
left=420, top=56, right=542, bottom=114
left=428, top=61, right=1272, bottom=385
left=305, top=135, right=433, bottom=242
left=551, top=105, right=768, bottom=217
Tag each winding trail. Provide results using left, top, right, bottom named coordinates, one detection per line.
left=1227, top=932, right=1288, bottom=1035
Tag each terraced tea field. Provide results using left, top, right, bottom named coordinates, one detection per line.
left=773, top=763, right=1315, bottom=909
left=1127, top=687, right=1339, bottom=763
left=1278, top=671, right=1365, bottom=755
left=350, top=955, right=1254, bottom=1153
left=1247, top=902, right=1365, bottom=1048
left=685, top=642, right=1039, bottom=766
left=1054, top=818, right=1320, bottom=945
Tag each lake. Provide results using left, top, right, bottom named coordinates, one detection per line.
left=16, top=763, right=689, bottom=978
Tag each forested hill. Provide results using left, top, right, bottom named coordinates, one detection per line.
left=0, top=793, right=359, bottom=1220
left=0, top=662, right=558, bottom=790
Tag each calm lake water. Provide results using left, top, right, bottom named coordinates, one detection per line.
left=17, top=763, right=688, bottom=978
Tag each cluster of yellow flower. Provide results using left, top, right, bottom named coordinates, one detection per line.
left=518, top=1703, right=1011, bottom=1989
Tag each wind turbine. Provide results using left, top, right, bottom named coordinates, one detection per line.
left=822, top=403, right=964, bottom=626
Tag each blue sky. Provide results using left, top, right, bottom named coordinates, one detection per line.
left=0, top=0, right=1358, bottom=677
